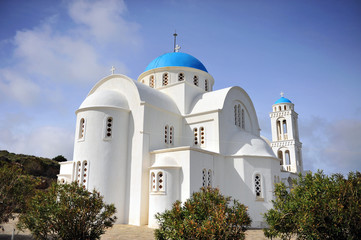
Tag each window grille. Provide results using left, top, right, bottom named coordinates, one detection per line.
left=255, top=174, right=261, bottom=197
left=149, top=75, right=154, bottom=88
left=79, top=118, right=85, bottom=139
left=163, top=73, right=169, bottom=86
left=193, top=75, right=198, bottom=86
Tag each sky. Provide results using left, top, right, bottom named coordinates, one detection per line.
left=0, top=0, right=360, bottom=175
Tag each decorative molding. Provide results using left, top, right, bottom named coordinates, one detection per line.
left=269, top=111, right=291, bottom=118
left=271, top=140, right=295, bottom=147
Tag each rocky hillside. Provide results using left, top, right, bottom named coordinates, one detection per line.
left=0, top=150, right=61, bottom=188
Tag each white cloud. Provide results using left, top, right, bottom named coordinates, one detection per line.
left=300, top=117, right=361, bottom=175
left=0, top=69, right=41, bottom=105
left=13, top=25, right=104, bottom=84
left=0, top=120, right=74, bottom=160
left=0, top=0, right=140, bottom=107
left=322, top=119, right=361, bottom=174
left=68, top=0, right=141, bottom=47
left=0, top=0, right=141, bottom=159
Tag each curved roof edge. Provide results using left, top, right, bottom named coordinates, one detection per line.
left=86, top=74, right=180, bottom=115
left=225, top=131, right=277, bottom=158
left=145, top=52, right=208, bottom=73
left=274, top=97, right=292, bottom=104
left=79, top=89, right=129, bottom=110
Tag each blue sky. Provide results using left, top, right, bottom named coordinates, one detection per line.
left=0, top=0, right=360, bottom=175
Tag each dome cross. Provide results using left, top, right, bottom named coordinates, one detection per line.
left=110, top=66, right=116, bottom=75
left=280, top=91, right=284, bottom=97
left=175, top=44, right=181, bottom=52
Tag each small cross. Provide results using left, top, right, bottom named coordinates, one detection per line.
left=280, top=91, right=284, bottom=97
left=110, top=66, right=116, bottom=75
left=175, top=44, right=181, bottom=52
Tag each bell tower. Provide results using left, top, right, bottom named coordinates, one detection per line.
left=270, top=93, right=303, bottom=174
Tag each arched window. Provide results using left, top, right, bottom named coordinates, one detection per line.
left=164, top=125, right=174, bottom=146
left=200, top=127, right=205, bottom=145
left=105, top=117, right=113, bottom=139
left=163, top=73, right=169, bottom=86
left=235, top=105, right=238, bottom=125
left=164, top=125, right=168, bottom=144
left=169, top=126, right=174, bottom=145
left=202, top=169, right=206, bottom=187
left=241, top=109, right=245, bottom=129
left=158, top=172, right=165, bottom=192
left=207, top=169, right=212, bottom=187
left=194, top=127, right=205, bottom=146
left=279, top=106, right=281, bottom=111
left=193, top=128, right=198, bottom=145
left=278, top=150, right=283, bottom=165
left=254, top=174, right=262, bottom=198
left=284, top=105, right=287, bottom=110
left=237, top=105, right=241, bottom=127
left=234, top=104, right=243, bottom=128
left=151, top=172, right=156, bottom=191
left=82, top=160, right=88, bottom=189
left=277, top=121, right=282, bottom=140
left=297, top=149, right=302, bottom=166
left=178, top=73, right=184, bottom=81
left=149, top=75, right=154, bottom=88
left=283, top=120, right=287, bottom=139
left=205, top=79, right=208, bottom=91
left=285, top=150, right=290, bottom=165
left=141, top=79, right=145, bottom=84
left=76, top=161, right=81, bottom=184
left=193, top=75, right=199, bottom=86
left=78, top=118, right=85, bottom=140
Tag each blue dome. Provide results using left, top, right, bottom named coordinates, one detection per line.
left=145, top=52, right=208, bottom=72
left=274, top=97, right=292, bottom=104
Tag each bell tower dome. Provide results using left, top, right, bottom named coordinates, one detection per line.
left=270, top=93, right=303, bottom=174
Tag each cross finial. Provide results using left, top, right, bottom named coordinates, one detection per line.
left=175, top=44, right=181, bottom=52
left=110, top=66, right=116, bottom=75
left=280, top=91, right=284, bottom=97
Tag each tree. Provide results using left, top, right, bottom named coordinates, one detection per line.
left=264, top=171, right=361, bottom=240
left=52, top=155, right=67, bottom=163
left=155, top=187, right=251, bottom=240
left=0, top=164, right=38, bottom=231
left=18, top=182, right=117, bottom=240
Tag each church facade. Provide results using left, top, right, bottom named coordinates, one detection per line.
left=58, top=51, right=303, bottom=228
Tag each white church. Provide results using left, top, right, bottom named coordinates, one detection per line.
left=58, top=46, right=303, bottom=228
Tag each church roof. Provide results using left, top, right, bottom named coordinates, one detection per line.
left=225, top=131, right=276, bottom=158
left=274, top=96, right=292, bottom=104
left=79, top=89, right=129, bottom=110
left=145, top=52, right=208, bottom=72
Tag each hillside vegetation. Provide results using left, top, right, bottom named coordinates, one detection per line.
left=0, top=150, right=61, bottom=188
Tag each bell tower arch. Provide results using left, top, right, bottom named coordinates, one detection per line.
left=270, top=93, right=303, bottom=174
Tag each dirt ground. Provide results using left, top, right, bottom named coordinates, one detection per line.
left=1, top=218, right=287, bottom=240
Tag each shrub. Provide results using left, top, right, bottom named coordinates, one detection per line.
left=0, top=164, right=38, bottom=230
left=52, top=155, right=67, bottom=163
left=155, top=187, right=251, bottom=240
left=264, top=171, right=361, bottom=240
left=18, top=182, right=117, bottom=240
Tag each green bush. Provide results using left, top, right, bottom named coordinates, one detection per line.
left=264, top=171, right=361, bottom=240
left=0, top=164, right=38, bottom=230
left=18, top=182, right=117, bottom=240
left=155, top=187, right=251, bottom=240
left=52, top=155, right=67, bottom=163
